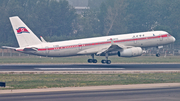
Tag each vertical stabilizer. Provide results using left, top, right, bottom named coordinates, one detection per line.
left=9, top=16, right=42, bottom=47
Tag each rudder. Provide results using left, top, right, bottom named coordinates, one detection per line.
left=9, top=16, right=42, bottom=47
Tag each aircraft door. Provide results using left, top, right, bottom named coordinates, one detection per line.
left=134, top=40, right=137, bottom=44
left=45, top=46, right=49, bottom=56
left=78, top=43, right=82, bottom=50
left=134, top=36, right=137, bottom=44
left=159, top=34, right=163, bottom=41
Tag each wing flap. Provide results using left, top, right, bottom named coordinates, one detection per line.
left=96, top=44, right=133, bottom=55
left=96, top=44, right=122, bottom=55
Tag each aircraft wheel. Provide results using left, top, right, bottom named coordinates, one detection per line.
left=156, top=53, right=160, bottom=57
left=101, top=60, right=106, bottom=64
left=88, top=59, right=93, bottom=63
left=93, top=59, right=97, bottom=63
left=106, top=60, right=111, bottom=64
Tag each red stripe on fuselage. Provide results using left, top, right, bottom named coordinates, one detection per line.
left=37, top=34, right=169, bottom=51
left=16, top=49, right=24, bottom=51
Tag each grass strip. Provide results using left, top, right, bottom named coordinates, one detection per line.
left=0, top=73, right=180, bottom=90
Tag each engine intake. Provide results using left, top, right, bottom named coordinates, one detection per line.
left=118, top=47, right=142, bottom=57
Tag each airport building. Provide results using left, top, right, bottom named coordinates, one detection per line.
left=66, top=0, right=90, bottom=14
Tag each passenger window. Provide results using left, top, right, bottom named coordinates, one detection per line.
left=54, top=45, right=59, bottom=51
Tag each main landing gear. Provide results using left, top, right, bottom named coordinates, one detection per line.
left=101, top=53, right=111, bottom=64
left=87, top=53, right=111, bottom=64
left=101, top=60, right=111, bottom=64
left=87, top=59, right=97, bottom=63
left=87, top=54, right=97, bottom=63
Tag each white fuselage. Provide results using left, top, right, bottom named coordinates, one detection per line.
left=16, top=31, right=175, bottom=57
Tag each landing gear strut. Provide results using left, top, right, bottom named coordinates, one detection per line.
left=156, top=47, right=160, bottom=57
left=87, top=54, right=97, bottom=63
left=101, top=53, right=111, bottom=64
left=156, top=46, right=163, bottom=57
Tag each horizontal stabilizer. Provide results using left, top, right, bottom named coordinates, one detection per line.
left=2, top=46, right=38, bottom=52
left=1, top=46, right=17, bottom=50
left=40, top=36, right=47, bottom=43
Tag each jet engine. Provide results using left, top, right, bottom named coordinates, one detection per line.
left=118, top=47, right=142, bottom=57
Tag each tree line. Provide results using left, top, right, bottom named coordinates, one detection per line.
left=0, top=0, right=180, bottom=47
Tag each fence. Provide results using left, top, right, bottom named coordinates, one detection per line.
left=0, top=47, right=179, bottom=57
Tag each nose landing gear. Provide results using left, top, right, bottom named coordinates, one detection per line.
left=156, top=53, right=160, bottom=57
left=87, top=53, right=112, bottom=64
left=156, top=46, right=163, bottom=57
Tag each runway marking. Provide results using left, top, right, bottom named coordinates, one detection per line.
left=34, top=68, right=125, bottom=70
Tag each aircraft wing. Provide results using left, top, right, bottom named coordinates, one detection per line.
left=96, top=43, right=132, bottom=55
left=77, top=40, right=133, bottom=55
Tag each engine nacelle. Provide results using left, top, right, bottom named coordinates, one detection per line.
left=118, top=47, right=142, bottom=57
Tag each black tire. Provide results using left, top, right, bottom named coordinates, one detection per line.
left=93, top=59, right=97, bottom=63
left=0, top=82, right=5, bottom=87
left=156, top=53, right=160, bottom=57
left=88, top=59, right=93, bottom=63
left=101, top=60, right=106, bottom=64
left=106, top=60, right=111, bottom=64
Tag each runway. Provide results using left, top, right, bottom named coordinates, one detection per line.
left=0, top=64, right=180, bottom=71
left=1, top=87, right=180, bottom=101
left=1, top=64, right=180, bottom=101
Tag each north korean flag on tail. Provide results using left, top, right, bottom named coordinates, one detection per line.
left=16, top=27, right=30, bottom=34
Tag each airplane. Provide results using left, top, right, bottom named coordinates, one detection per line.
left=2, top=16, right=176, bottom=64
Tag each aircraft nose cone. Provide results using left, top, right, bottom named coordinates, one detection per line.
left=172, top=37, right=176, bottom=42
